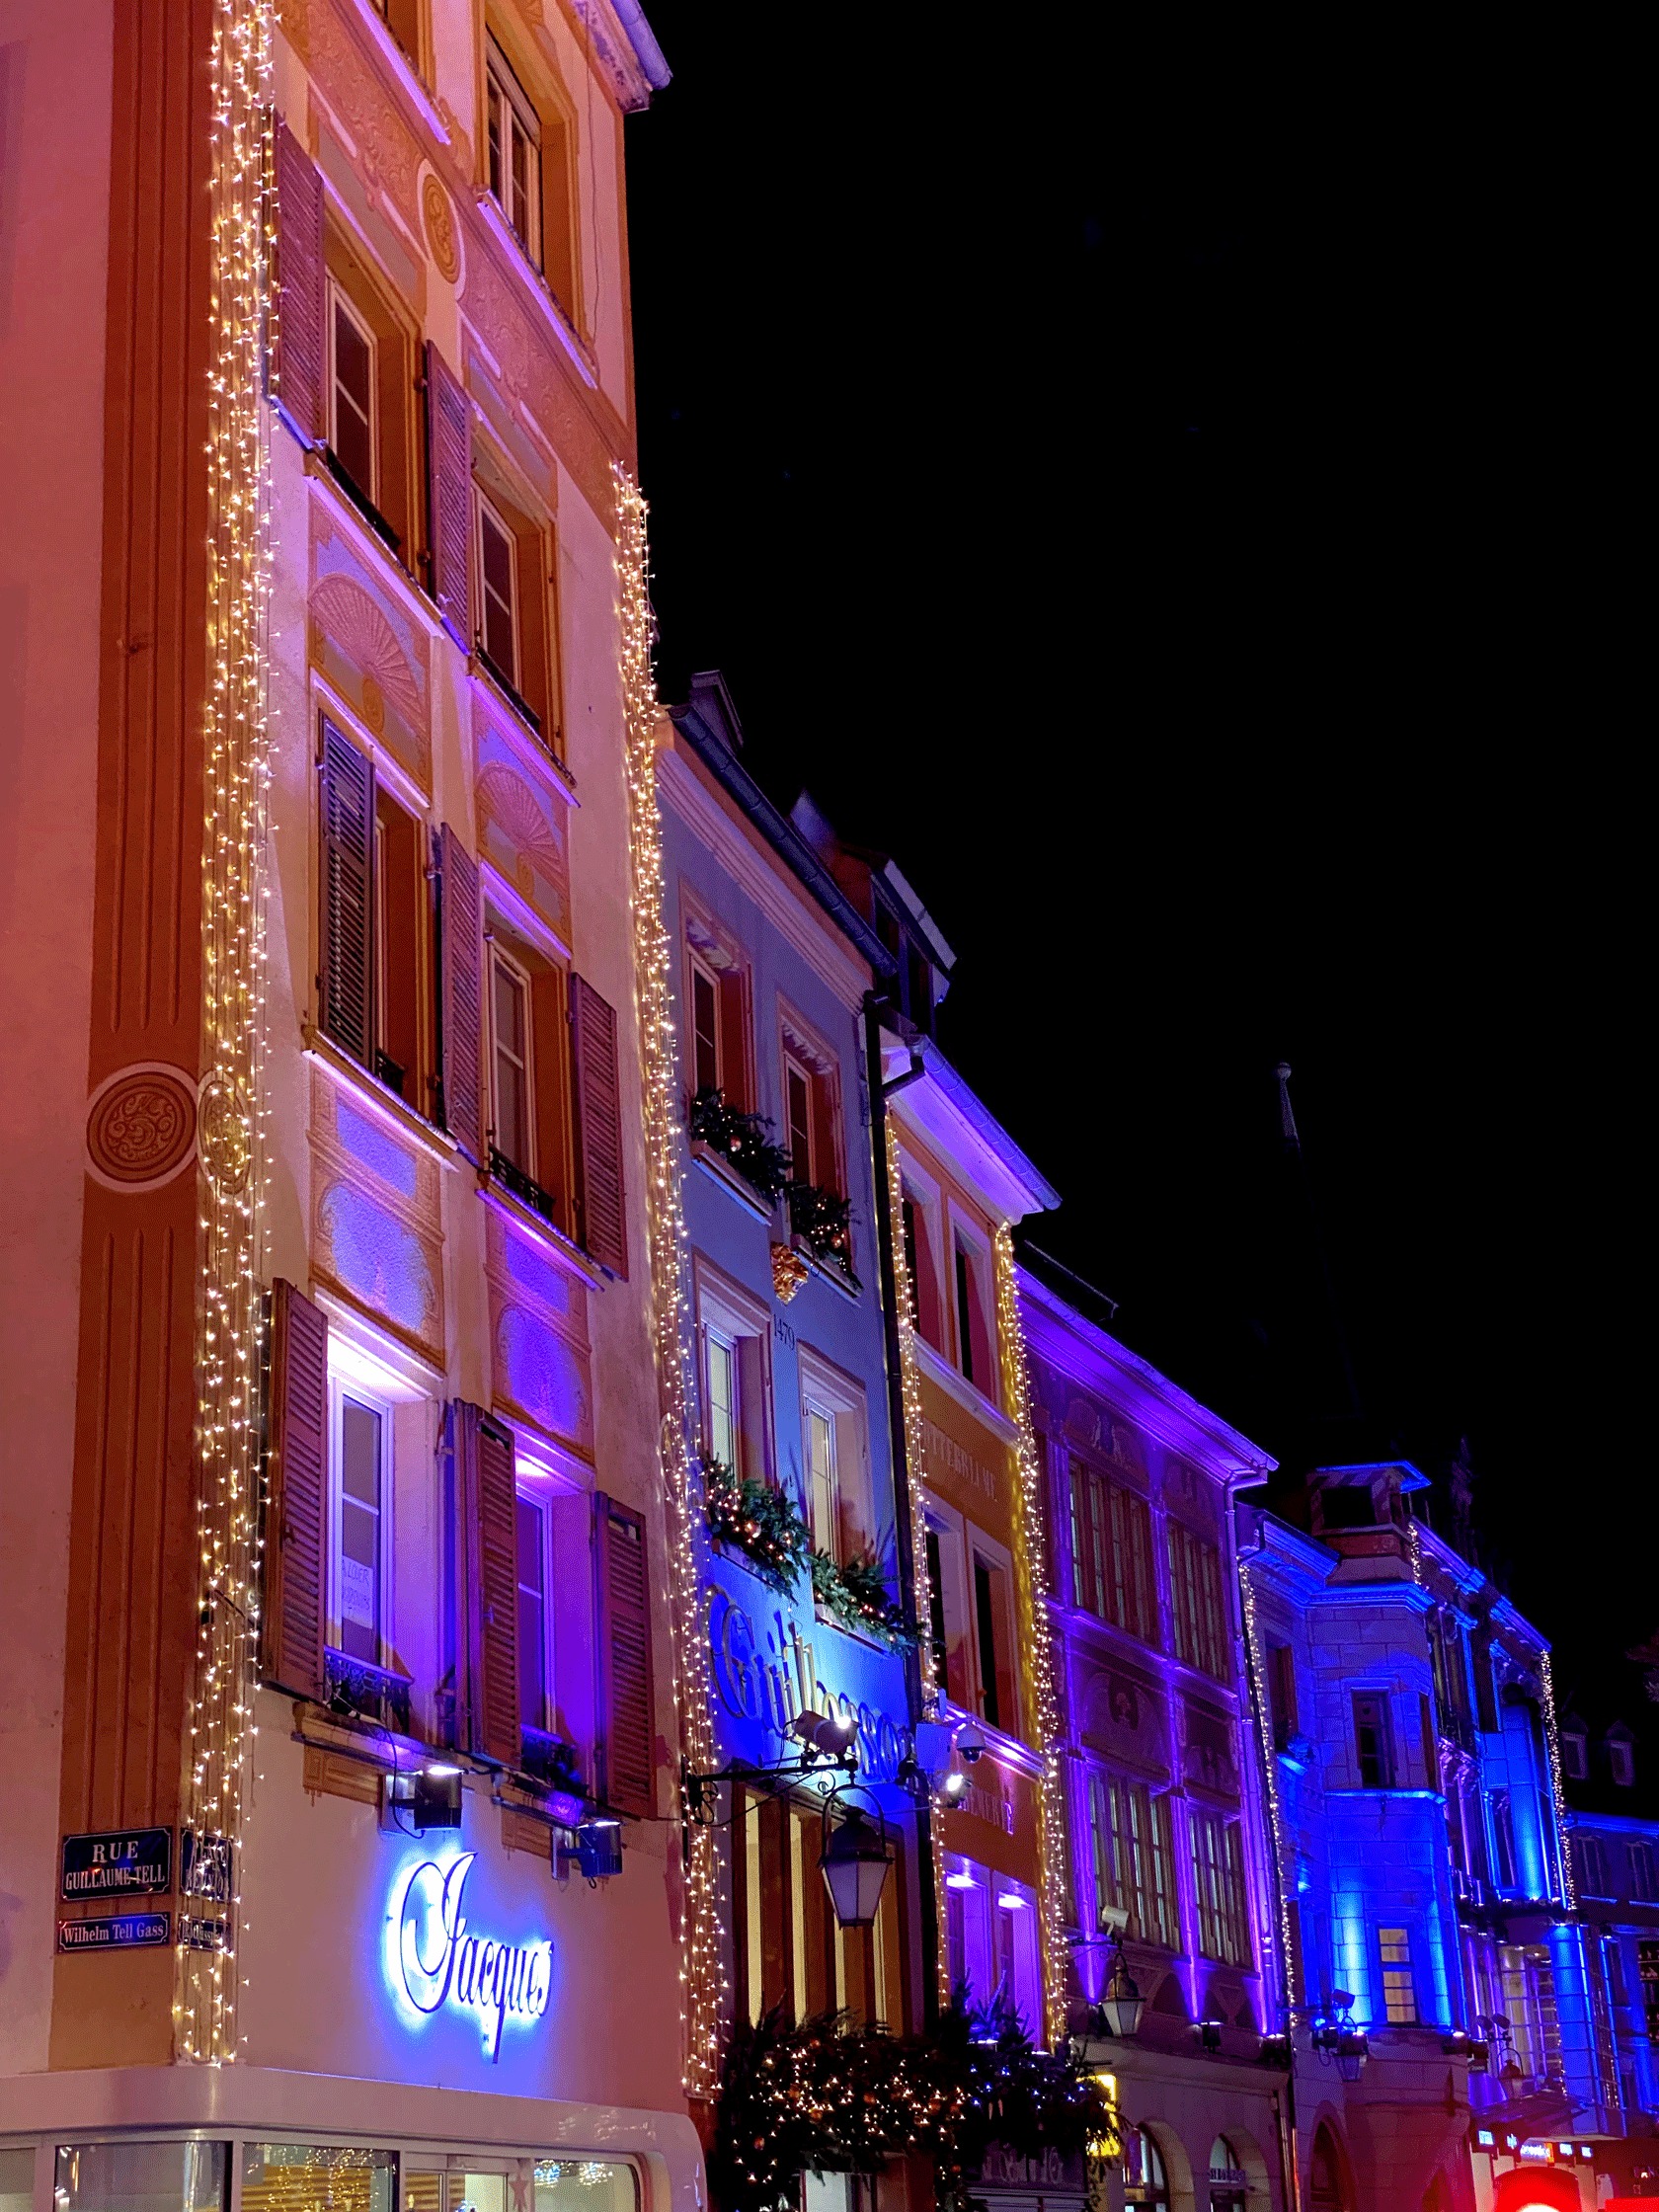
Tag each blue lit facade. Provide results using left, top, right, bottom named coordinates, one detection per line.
left=1238, top=1461, right=1608, bottom=2209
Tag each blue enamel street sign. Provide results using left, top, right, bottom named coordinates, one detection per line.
left=60, top=1827, right=172, bottom=1901
left=57, top=1913, right=170, bottom=1952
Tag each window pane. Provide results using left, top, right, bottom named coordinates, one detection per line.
left=691, top=966, right=720, bottom=1093
left=955, top=1244, right=975, bottom=1384
left=56, top=2144, right=227, bottom=2212
left=492, top=955, right=529, bottom=1171
left=786, top=1066, right=812, bottom=1180
left=974, top=1557, right=1000, bottom=1731
left=706, top=1335, right=736, bottom=1469
left=339, top=1396, right=381, bottom=1662
left=487, top=82, right=504, bottom=202
left=241, top=2148, right=394, bottom=2212
left=533, top=2163, right=636, bottom=2212
left=332, top=296, right=375, bottom=497
left=510, top=116, right=532, bottom=246
left=517, top=1493, right=547, bottom=1727
left=479, top=503, right=518, bottom=682
left=807, top=1407, right=835, bottom=1555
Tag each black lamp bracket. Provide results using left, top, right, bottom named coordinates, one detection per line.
left=681, top=1745, right=857, bottom=1827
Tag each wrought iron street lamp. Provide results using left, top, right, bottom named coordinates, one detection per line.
left=819, top=1788, right=894, bottom=1930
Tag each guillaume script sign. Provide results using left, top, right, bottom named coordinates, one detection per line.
left=390, top=1852, right=551, bottom=2060
left=60, top=1827, right=172, bottom=1900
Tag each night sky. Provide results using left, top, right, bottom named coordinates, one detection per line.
left=622, top=12, right=1640, bottom=1684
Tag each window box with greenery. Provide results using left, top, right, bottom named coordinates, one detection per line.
left=809, top=1548, right=917, bottom=1651
left=688, top=1086, right=794, bottom=1207
left=787, top=1179, right=857, bottom=1283
left=703, top=1458, right=810, bottom=1595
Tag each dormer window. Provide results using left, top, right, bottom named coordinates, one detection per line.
left=1609, top=1733, right=1636, bottom=1788
left=1561, top=1726, right=1589, bottom=1781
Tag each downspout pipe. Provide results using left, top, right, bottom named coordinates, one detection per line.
left=864, top=989, right=940, bottom=2026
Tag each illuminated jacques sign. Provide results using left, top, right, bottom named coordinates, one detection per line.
left=388, top=1852, right=551, bottom=2059
left=708, top=1584, right=912, bottom=1784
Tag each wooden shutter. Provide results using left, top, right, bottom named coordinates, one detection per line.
left=263, top=1279, right=328, bottom=1701
left=570, top=972, right=627, bottom=1277
left=594, top=1493, right=654, bottom=1815
left=319, top=718, right=374, bottom=1066
left=435, top=822, right=483, bottom=1158
left=274, top=118, right=326, bottom=445
left=424, top=339, right=472, bottom=645
left=450, top=1401, right=520, bottom=1767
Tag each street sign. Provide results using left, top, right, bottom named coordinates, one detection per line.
left=57, top=1913, right=170, bottom=1952
left=60, top=1827, right=172, bottom=1901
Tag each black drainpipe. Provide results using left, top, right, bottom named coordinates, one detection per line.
left=863, top=988, right=939, bottom=2026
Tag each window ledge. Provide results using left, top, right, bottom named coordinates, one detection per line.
left=476, top=1167, right=607, bottom=1292
left=689, top=1139, right=779, bottom=1226
left=812, top=1604, right=888, bottom=1654
left=467, top=652, right=572, bottom=789
left=473, top=190, right=598, bottom=390
left=343, top=0, right=450, bottom=148
left=791, top=1232, right=862, bottom=1304
left=911, top=1333, right=1022, bottom=1445
left=302, top=1023, right=462, bottom=1171
left=302, top=451, right=446, bottom=642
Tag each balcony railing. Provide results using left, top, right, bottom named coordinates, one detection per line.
left=489, top=1145, right=561, bottom=1228
left=324, top=1647, right=413, bottom=1735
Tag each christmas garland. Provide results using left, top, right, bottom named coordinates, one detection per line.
left=786, top=1179, right=856, bottom=1276
left=704, top=1460, right=813, bottom=1593
left=810, top=1549, right=919, bottom=1651
left=689, top=1087, right=795, bottom=1204
left=708, top=1996, right=1117, bottom=2212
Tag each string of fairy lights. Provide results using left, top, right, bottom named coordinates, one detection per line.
left=614, top=465, right=728, bottom=2094
left=991, top=1227, right=1069, bottom=2050
left=1538, top=1648, right=1577, bottom=1914
left=883, top=1124, right=949, bottom=2007
left=1236, top=1560, right=1301, bottom=2027
left=175, top=0, right=276, bottom=2066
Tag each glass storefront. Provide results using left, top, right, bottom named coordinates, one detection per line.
left=17, top=2143, right=639, bottom=2212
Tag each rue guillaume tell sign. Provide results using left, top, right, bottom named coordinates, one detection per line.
left=57, top=1828, right=174, bottom=1956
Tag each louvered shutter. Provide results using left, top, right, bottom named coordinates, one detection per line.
left=435, top=823, right=483, bottom=1158
left=594, top=1493, right=654, bottom=1815
left=450, top=1401, right=520, bottom=1766
left=274, top=118, right=326, bottom=445
left=570, top=973, right=628, bottom=1277
left=264, top=1279, right=328, bottom=1701
left=424, top=339, right=472, bottom=646
left=319, top=718, right=374, bottom=1066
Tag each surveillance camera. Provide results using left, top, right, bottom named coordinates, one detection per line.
left=955, top=1721, right=986, bottom=1766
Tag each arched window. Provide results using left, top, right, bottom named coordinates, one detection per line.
left=1308, top=2124, right=1351, bottom=2212
left=1209, top=2136, right=1247, bottom=2211
left=1122, top=2129, right=1169, bottom=2210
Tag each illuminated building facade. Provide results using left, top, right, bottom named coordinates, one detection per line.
left=0, top=0, right=706, bottom=2197
left=1241, top=1462, right=1612, bottom=2210
left=655, top=675, right=926, bottom=2048
left=1018, top=1262, right=1291, bottom=2211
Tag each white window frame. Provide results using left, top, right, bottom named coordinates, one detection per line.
left=514, top=1478, right=554, bottom=1735
left=695, top=1265, right=773, bottom=1488
left=796, top=1344, right=871, bottom=1568
left=1378, top=1924, right=1417, bottom=2022
left=486, top=36, right=542, bottom=266
left=473, top=483, right=521, bottom=688
left=487, top=934, right=536, bottom=1177
left=326, top=276, right=378, bottom=504
left=328, top=1370, right=394, bottom=1667
left=687, top=944, right=725, bottom=1097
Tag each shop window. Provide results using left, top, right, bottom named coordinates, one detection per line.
left=482, top=913, right=575, bottom=1237
left=1379, top=1924, right=1417, bottom=2021
left=992, top=1884, right=1041, bottom=2033
left=1122, top=2129, right=1170, bottom=2210
left=1208, top=2137, right=1248, bottom=2212
left=1353, top=1691, right=1396, bottom=1788
left=1167, top=1519, right=1227, bottom=1678
left=56, top=2145, right=229, bottom=2212
left=319, top=715, right=435, bottom=1110
left=531, top=2163, right=636, bottom=2212
left=697, top=1270, right=772, bottom=1485
left=484, top=29, right=579, bottom=319
left=1267, top=1639, right=1299, bottom=1751
left=243, top=2150, right=393, bottom=2212
left=517, top=1489, right=550, bottom=1731
left=798, top=1346, right=872, bottom=1567
left=972, top=1547, right=1015, bottom=1734
left=1091, top=1770, right=1178, bottom=1949
left=1189, top=1804, right=1250, bottom=1966
left=1068, top=1457, right=1154, bottom=1641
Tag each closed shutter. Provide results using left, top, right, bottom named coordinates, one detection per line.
left=570, top=973, right=627, bottom=1276
left=424, top=339, right=472, bottom=646
left=435, top=823, right=483, bottom=1157
left=450, top=1401, right=520, bottom=1767
left=264, top=1279, right=328, bottom=1700
left=594, top=1493, right=654, bottom=1815
left=319, top=718, right=374, bottom=1066
left=274, top=118, right=326, bottom=445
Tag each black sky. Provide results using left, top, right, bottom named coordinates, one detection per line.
left=621, top=10, right=1643, bottom=1677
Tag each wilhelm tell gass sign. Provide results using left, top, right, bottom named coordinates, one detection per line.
left=60, top=1827, right=172, bottom=1900
left=58, top=1913, right=170, bottom=1953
